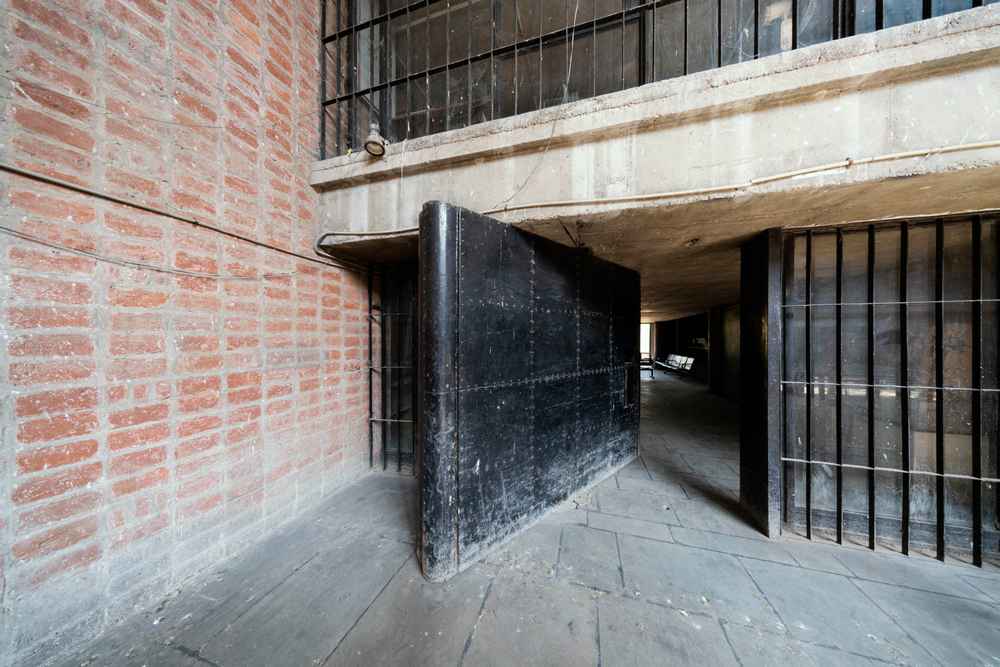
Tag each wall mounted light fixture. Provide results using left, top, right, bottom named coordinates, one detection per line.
left=364, top=124, right=386, bottom=157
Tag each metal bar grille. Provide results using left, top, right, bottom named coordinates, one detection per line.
left=781, top=213, right=1000, bottom=567
left=320, top=0, right=969, bottom=156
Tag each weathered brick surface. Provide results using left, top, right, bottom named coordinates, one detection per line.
left=0, top=0, right=369, bottom=661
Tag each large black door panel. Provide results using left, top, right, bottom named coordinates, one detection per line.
left=419, top=202, right=640, bottom=582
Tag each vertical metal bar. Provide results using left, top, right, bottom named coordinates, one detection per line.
left=973, top=216, right=983, bottom=567
left=867, top=224, right=876, bottom=550
left=540, top=1, right=545, bottom=108
left=833, top=0, right=840, bottom=38
left=406, top=4, right=412, bottom=138
left=900, top=221, right=911, bottom=555
left=792, top=0, right=798, bottom=50
left=513, top=0, right=519, bottom=113
left=491, top=0, right=500, bottom=120
left=717, top=0, right=722, bottom=69
left=922, top=0, right=932, bottom=20
left=836, top=228, right=844, bottom=544
left=754, top=0, right=760, bottom=58
left=380, top=0, right=390, bottom=141
left=426, top=1, right=431, bottom=136
left=337, top=0, right=344, bottom=154
left=446, top=0, right=452, bottom=131
left=621, top=0, right=626, bottom=91
left=468, top=0, right=474, bottom=126
left=592, top=0, right=597, bottom=97
left=875, top=0, right=883, bottom=30
left=320, top=1, right=327, bottom=160
left=349, top=2, right=357, bottom=149
left=805, top=231, right=813, bottom=539
left=368, top=266, right=374, bottom=468
left=935, top=218, right=946, bottom=561
left=651, top=0, right=657, bottom=81
left=683, top=0, right=689, bottom=74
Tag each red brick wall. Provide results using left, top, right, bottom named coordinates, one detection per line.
left=0, top=0, right=369, bottom=659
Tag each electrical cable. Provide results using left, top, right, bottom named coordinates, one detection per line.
left=0, top=224, right=295, bottom=281
left=0, top=161, right=370, bottom=274
left=480, top=139, right=1000, bottom=215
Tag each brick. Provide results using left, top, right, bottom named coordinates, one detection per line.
left=15, top=387, right=98, bottom=417
left=108, top=422, right=171, bottom=451
left=109, top=446, right=167, bottom=477
left=177, top=354, right=223, bottom=373
left=8, top=246, right=95, bottom=275
left=9, top=189, right=96, bottom=224
left=107, top=357, right=167, bottom=380
left=13, top=462, right=102, bottom=505
left=108, top=403, right=169, bottom=429
left=16, top=491, right=102, bottom=533
left=108, top=287, right=168, bottom=308
left=176, top=433, right=220, bottom=460
left=12, top=106, right=95, bottom=152
left=110, top=512, right=169, bottom=549
left=9, top=360, right=95, bottom=385
left=18, top=542, right=102, bottom=591
left=10, top=0, right=94, bottom=48
left=10, top=275, right=93, bottom=304
left=110, top=312, right=165, bottom=331
left=16, top=438, right=99, bottom=476
left=108, top=334, right=165, bottom=356
left=7, top=306, right=91, bottom=329
left=178, top=415, right=222, bottom=438
left=13, top=516, right=99, bottom=562
left=178, top=375, right=221, bottom=395
left=111, top=466, right=169, bottom=497
left=9, top=333, right=94, bottom=358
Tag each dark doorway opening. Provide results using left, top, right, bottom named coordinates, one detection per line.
left=373, top=262, right=418, bottom=474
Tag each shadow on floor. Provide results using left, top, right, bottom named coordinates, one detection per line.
left=58, top=374, right=1000, bottom=666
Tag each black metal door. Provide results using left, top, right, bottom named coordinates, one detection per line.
left=418, top=202, right=640, bottom=582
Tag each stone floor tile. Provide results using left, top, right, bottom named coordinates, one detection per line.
left=463, top=573, right=599, bottom=667
left=741, top=559, right=936, bottom=665
left=330, top=557, right=492, bottom=666
left=599, top=595, right=739, bottom=666
left=722, top=623, right=873, bottom=667
left=558, top=524, right=625, bottom=592
left=596, top=487, right=681, bottom=525
left=618, top=535, right=781, bottom=628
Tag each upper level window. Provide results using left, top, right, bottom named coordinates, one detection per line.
left=320, top=0, right=982, bottom=160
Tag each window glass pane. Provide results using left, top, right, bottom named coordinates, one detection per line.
left=654, top=1, right=686, bottom=80
left=687, top=0, right=720, bottom=74
left=721, top=0, right=756, bottom=66
left=884, top=0, right=922, bottom=28
left=796, top=0, right=834, bottom=48
left=759, top=0, right=793, bottom=57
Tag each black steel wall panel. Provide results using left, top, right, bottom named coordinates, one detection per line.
left=419, top=201, right=640, bottom=582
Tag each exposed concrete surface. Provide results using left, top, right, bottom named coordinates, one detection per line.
left=52, top=374, right=1000, bottom=666
left=313, top=6, right=1000, bottom=320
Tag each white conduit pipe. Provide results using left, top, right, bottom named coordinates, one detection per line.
left=319, top=138, right=1000, bottom=236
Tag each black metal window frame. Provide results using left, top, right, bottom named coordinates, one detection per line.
left=780, top=213, right=1000, bottom=567
left=320, top=0, right=989, bottom=159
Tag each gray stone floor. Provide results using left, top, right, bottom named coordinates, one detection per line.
left=58, top=374, right=1000, bottom=666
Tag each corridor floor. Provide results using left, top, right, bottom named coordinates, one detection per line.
left=59, top=375, right=1000, bottom=666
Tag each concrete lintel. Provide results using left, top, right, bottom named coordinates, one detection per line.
left=311, top=6, right=1000, bottom=192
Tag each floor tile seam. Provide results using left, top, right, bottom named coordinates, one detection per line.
left=321, top=550, right=416, bottom=666
left=457, top=576, right=496, bottom=667
left=844, top=577, right=946, bottom=667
